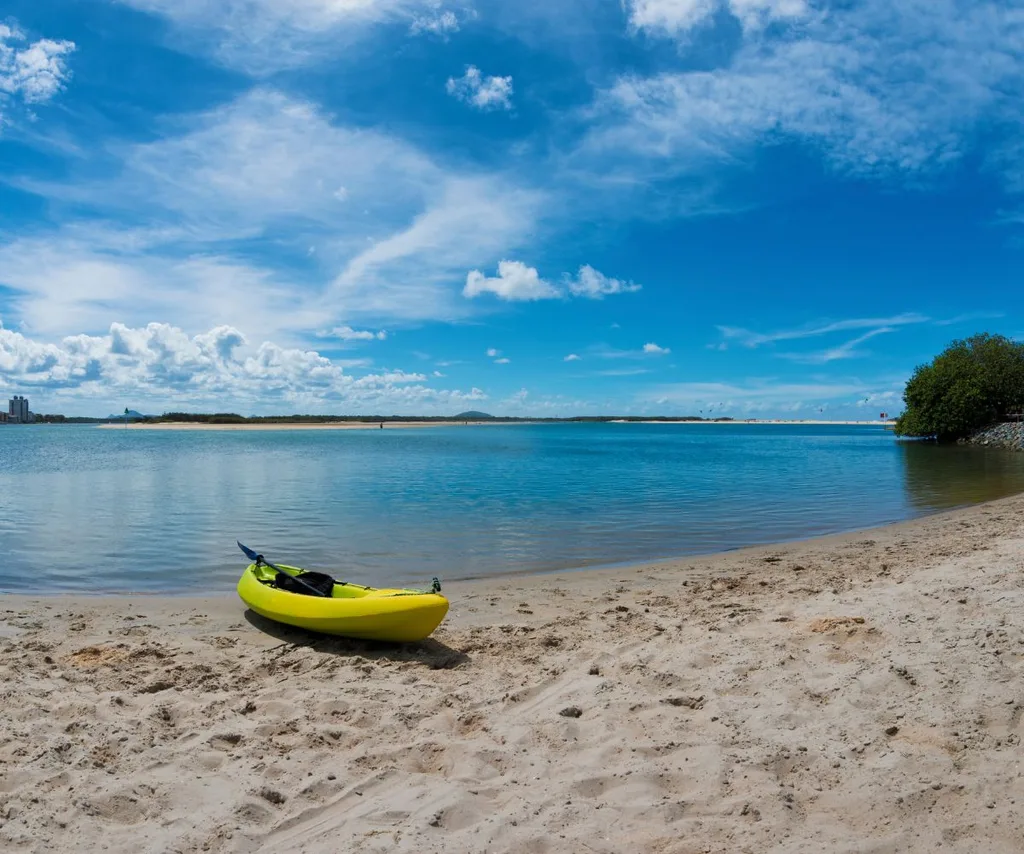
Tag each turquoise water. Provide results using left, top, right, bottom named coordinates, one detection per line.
left=2, top=423, right=1024, bottom=594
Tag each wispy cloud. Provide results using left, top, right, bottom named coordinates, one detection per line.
left=563, top=353, right=582, bottom=362
left=627, top=0, right=808, bottom=37
left=587, top=0, right=1024, bottom=191
left=317, top=326, right=387, bottom=342
left=113, top=0, right=441, bottom=73
left=590, top=342, right=672, bottom=359
left=646, top=378, right=903, bottom=413
left=565, top=265, right=642, bottom=299
left=6, top=89, right=542, bottom=337
left=778, top=327, right=895, bottom=363
left=716, top=314, right=928, bottom=349
left=594, top=368, right=651, bottom=377
left=934, top=310, right=1006, bottom=327
left=446, top=65, right=514, bottom=111
left=410, top=9, right=460, bottom=37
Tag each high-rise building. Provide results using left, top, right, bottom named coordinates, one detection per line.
left=7, top=395, right=30, bottom=423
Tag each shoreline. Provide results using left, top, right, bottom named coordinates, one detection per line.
left=1, top=491, right=1017, bottom=606
left=97, top=419, right=891, bottom=431
left=3, top=494, right=1023, bottom=851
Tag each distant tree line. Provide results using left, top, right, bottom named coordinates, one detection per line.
left=141, top=413, right=735, bottom=424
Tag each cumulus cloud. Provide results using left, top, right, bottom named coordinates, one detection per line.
left=566, top=265, right=642, bottom=299
left=0, top=321, right=487, bottom=413
left=464, top=261, right=559, bottom=301
left=564, top=353, right=582, bottom=361
left=643, top=342, right=670, bottom=354
left=464, top=261, right=642, bottom=303
left=319, top=326, right=387, bottom=341
left=0, top=23, right=75, bottom=123
left=486, top=348, right=500, bottom=357
left=446, top=65, right=514, bottom=111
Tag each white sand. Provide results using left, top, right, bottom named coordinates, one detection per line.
left=2, top=496, right=1023, bottom=853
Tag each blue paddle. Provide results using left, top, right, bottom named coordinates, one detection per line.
left=237, top=540, right=329, bottom=597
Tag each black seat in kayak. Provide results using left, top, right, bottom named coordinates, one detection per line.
left=271, top=571, right=337, bottom=597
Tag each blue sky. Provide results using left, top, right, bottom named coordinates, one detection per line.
left=0, top=0, right=1021, bottom=418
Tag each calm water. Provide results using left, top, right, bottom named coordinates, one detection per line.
left=2, top=423, right=1024, bottom=594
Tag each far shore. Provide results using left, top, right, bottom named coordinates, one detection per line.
left=3, top=493, right=1023, bottom=851
left=98, top=420, right=507, bottom=431
left=98, top=418, right=892, bottom=431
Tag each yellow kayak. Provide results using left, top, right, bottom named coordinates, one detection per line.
left=237, top=562, right=449, bottom=642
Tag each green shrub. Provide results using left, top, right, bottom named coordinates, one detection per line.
left=895, top=333, right=1024, bottom=441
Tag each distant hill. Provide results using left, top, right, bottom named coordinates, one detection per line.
left=107, top=410, right=147, bottom=420
left=453, top=411, right=494, bottom=420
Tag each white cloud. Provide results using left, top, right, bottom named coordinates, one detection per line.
left=446, top=65, right=514, bottom=111
left=494, top=357, right=510, bottom=364
left=595, top=1, right=1024, bottom=186
left=410, top=9, right=460, bottom=36
left=486, top=348, right=500, bottom=357
left=778, top=327, right=895, bottom=363
left=565, top=265, right=642, bottom=299
left=716, top=314, right=928, bottom=349
left=626, top=0, right=807, bottom=37
left=0, top=24, right=75, bottom=124
left=6, top=89, right=542, bottom=336
left=0, top=320, right=487, bottom=414
left=113, top=0, right=444, bottom=73
left=464, top=261, right=641, bottom=303
left=332, top=178, right=542, bottom=321
left=646, top=379, right=900, bottom=413
left=464, top=260, right=559, bottom=301
left=319, top=326, right=387, bottom=341
left=627, top=0, right=717, bottom=36
left=564, top=353, right=582, bottom=361
left=591, top=343, right=673, bottom=359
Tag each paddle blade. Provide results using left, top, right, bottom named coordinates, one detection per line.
left=237, top=541, right=260, bottom=562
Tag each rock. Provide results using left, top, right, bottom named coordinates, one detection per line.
left=559, top=706, right=583, bottom=718
left=961, top=422, right=1024, bottom=451
left=885, top=726, right=899, bottom=736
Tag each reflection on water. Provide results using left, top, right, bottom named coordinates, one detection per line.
left=899, top=441, right=1024, bottom=510
left=1, top=423, right=1023, bottom=593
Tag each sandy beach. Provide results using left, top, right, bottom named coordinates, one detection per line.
left=3, top=496, right=1024, bottom=853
